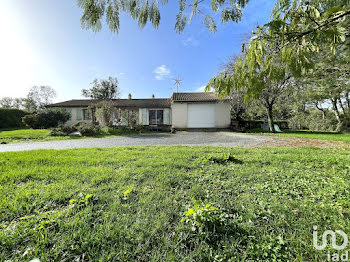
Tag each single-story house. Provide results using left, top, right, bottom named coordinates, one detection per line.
left=46, top=92, right=231, bottom=130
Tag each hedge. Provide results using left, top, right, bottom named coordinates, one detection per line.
left=22, top=109, right=70, bottom=129
left=0, top=108, right=29, bottom=129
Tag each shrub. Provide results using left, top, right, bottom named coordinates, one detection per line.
left=0, top=108, right=29, bottom=128
left=21, top=114, right=37, bottom=128
left=75, top=122, right=97, bottom=136
left=23, top=109, right=70, bottom=129
left=61, top=123, right=77, bottom=135
left=134, top=125, right=146, bottom=133
left=50, top=123, right=78, bottom=137
left=50, top=128, right=67, bottom=137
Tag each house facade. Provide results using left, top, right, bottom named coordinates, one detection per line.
left=47, top=92, right=231, bottom=130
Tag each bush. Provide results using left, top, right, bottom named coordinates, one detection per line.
left=23, top=109, right=70, bottom=129
left=289, top=110, right=337, bottom=131
left=50, top=123, right=78, bottom=137
left=61, top=123, right=77, bottom=135
left=75, top=122, right=97, bottom=136
left=50, top=128, right=67, bottom=137
left=134, top=125, right=146, bottom=133
left=0, top=108, right=29, bottom=128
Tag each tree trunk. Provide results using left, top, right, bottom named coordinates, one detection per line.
left=91, top=108, right=97, bottom=124
left=338, top=97, right=346, bottom=113
left=266, top=105, right=275, bottom=132
left=332, top=99, right=341, bottom=122
left=331, top=98, right=342, bottom=131
left=315, top=102, right=326, bottom=120
left=345, top=92, right=350, bottom=109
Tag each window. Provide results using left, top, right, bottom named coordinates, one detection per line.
left=83, top=109, right=91, bottom=120
left=113, top=109, right=139, bottom=126
left=149, top=110, right=163, bottom=125
left=127, top=110, right=138, bottom=126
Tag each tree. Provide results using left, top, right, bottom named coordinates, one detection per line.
left=208, top=1, right=349, bottom=99
left=77, top=0, right=249, bottom=34
left=217, top=56, right=249, bottom=120
left=0, top=97, right=15, bottom=109
left=23, top=97, right=38, bottom=112
left=94, top=101, right=115, bottom=127
left=209, top=41, right=295, bottom=132
left=27, top=86, right=57, bottom=111
left=119, top=109, right=138, bottom=127
left=82, top=77, right=121, bottom=100
left=0, top=97, right=27, bottom=110
left=12, top=98, right=26, bottom=109
left=295, top=36, right=350, bottom=131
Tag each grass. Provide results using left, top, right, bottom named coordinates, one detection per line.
left=0, top=128, right=144, bottom=144
left=0, top=128, right=67, bottom=143
left=1, top=146, right=350, bottom=261
left=246, top=128, right=350, bottom=143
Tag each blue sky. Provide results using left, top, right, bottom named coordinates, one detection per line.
left=0, top=0, right=275, bottom=101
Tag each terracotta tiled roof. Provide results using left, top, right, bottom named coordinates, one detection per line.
left=46, top=99, right=171, bottom=108
left=171, top=92, right=224, bottom=102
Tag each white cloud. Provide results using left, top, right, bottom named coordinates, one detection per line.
left=196, top=85, right=206, bottom=92
left=153, top=65, right=171, bottom=80
left=119, top=72, right=126, bottom=76
left=182, top=36, right=199, bottom=47
left=184, top=36, right=200, bottom=47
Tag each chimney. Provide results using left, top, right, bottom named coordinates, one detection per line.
left=128, top=93, right=132, bottom=100
left=152, top=94, right=155, bottom=99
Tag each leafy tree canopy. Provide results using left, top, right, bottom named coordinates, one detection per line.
left=77, top=0, right=249, bottom=34
left=207, top=0, right=350, bottom=100
left=82, top=76, right=121, bottom=100
left=27, top=86, right=57, bottom=110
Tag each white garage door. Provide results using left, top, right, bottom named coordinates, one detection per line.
left=187, top=104, right=215, bottom=128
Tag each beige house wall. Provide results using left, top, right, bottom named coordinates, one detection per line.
left=66, top=107, right=92, bottom=126
left=65, top=107, right=171, bottom=126
left=138, top=108, right=143, bottom=125
left=215, top=101, right=231, bottom=128
left=171, top=103, right=188, bottom=128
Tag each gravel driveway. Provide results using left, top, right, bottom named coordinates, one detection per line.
left=0, top=132, right=273, bottom=152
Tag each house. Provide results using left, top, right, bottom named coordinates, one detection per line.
left=46, top=92, right=231, bottom=130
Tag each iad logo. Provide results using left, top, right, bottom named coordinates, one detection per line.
left=313, top=226, right=349, bottom=261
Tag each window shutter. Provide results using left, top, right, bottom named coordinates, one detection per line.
left=66, top=108, right=72, bottom=120
left=164, top=108, right=170, bottom=125
left=142, top=109, right=147, bottom=125
left=77, top=108, right=82, bottom=120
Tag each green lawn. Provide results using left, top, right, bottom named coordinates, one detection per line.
left=0, top=128, right=76, bottom=143
left=1, top=146, right=349, bottom=261
left=0, top=128, right=143, bottom=144
left=247, top=128, right=350, bottom=143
